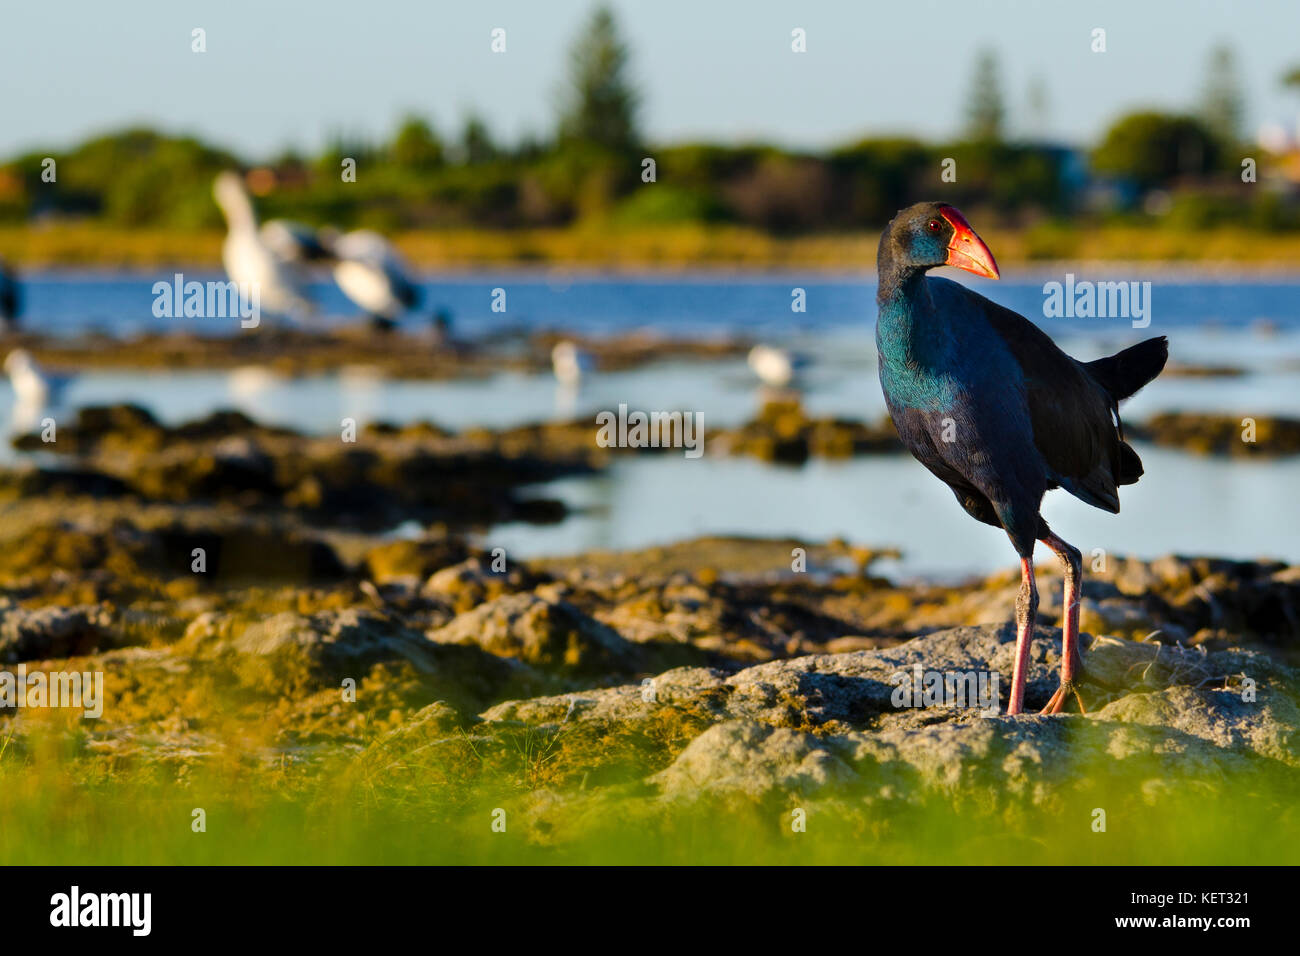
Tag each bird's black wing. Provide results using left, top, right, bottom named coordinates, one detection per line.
left=965, top=288, right=1125, bottom=512
left=0, top=265, right=17, bottom=321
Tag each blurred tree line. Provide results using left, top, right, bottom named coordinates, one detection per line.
left=0, top=10, right=1295, bottom=234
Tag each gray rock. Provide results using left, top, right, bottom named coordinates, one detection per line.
left=427, top=592, right=643, bottom=676
left=180, top=607, right=547, bottom=711
left=226, top=609, right=446, bottom=674
left=481, top=665, right=729, bottom=724
left=1096, top=684, right=1300, bottom=766
left=0, top=601, right=114, bottom=662
left=477, top=622, right=1299, bottom=801
left=653, top=720, right=855, bottom=797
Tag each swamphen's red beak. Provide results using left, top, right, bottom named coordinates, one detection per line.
left=939, top=205, right=1000, bottom=280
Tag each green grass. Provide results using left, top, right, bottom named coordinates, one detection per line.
left=3, top=724, right=1295, bottom=865
left=4, top=222, right=1300, bottom=270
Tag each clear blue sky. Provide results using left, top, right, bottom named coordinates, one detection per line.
left=2, top=0, right=1298, bottom=157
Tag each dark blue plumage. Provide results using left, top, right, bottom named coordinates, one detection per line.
left=875, top=202, right=1168, bottom=715
left=0, top=258, right=19, bottom=331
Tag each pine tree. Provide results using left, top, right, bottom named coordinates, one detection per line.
left=1200, top=44, right=1245, bottom=145
left=557, top=6, right=641, bottom=152
left=963, top=49, right=1005, bottom=142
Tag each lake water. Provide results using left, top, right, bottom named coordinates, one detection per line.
left=15, top=268, right=1300, bottom=339
left=5, top=269, right=1300, bottom=577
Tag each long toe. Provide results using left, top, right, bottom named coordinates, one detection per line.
left=1039, top=684, right=1066, bottom=715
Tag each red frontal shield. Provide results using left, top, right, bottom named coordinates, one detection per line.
left=940, top=206, right=1000, bottom=279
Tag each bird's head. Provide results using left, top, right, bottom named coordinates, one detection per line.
left=4, top=348, right=34, bottom=376
left=213, top=171, right=244, bottom=205
left=552, top=341, right=578, bottom=365
left=212, top=171, right=255, bottom=225
left=879, top=202, right=1000, bottom=281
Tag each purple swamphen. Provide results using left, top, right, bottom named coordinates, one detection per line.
left=875, top=202, right=1168, bottom=715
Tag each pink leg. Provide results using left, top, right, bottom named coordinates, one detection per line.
left=1039, top=532, right=1085, bottom=715
left=1006, top=556, right=1037, bottom=715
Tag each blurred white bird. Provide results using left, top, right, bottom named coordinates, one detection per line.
left=325, top=229, right=422, bottom=330
left=551, top=341, right=594, bottom=387
left=213, top=172, right=315, bottom=321
left=5, top=349, right=73, bottom=431
left=227, top=364, right=283, bottom=400
left=259, top=219, right=332, bottom=265
left=0, top=257, right=20, bottom=332
left=747, top=344, right=809, bottom=388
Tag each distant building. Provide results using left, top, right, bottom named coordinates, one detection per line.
left=1255, top=122, right=1300, bottom=192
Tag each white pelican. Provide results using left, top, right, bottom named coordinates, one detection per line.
left=326, top=229, right=421, bottom=330
left=212, top=172, right=315, bottom=321
left=747, top=344, right=809, bottom=388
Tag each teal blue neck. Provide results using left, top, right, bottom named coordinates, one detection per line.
left=876, top=274, right=950, bottom=370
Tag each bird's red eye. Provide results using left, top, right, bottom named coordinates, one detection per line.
left=927, top=219, right=942, bottom=232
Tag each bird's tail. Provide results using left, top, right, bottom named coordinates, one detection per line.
left=1116, top=440, right=1144, bottom=485
left=1085, top=336, right=1169, bottom=402
left=1085, top=337, right=1167, bottom=488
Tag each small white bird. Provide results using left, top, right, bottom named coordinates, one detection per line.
left=213, top=172, right=315, bottom=321
left=326, top=229, right=422, bottom=330
left=227, top=364, right=283, bottom=401
left=747, top=344, right=809, bottom=389
left=551, top=341, right=594, bottom=387
left=5, top=349, right=73, bottom=431
left=5, top=349, right=70, bottom=405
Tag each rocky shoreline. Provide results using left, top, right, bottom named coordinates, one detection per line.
left=1, top=396, right=1296, bottom=860
left=4, top=328, right=747, bottom=379
left=2, top=478, right=1296, bottom=821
